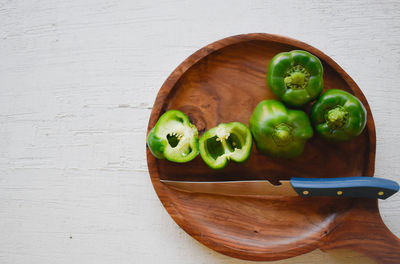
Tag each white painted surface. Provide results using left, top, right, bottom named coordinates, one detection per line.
left=1, top=0, right=399, bottom=263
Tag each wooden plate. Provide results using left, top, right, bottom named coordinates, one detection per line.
left=146, top=33, right=400, bottom=263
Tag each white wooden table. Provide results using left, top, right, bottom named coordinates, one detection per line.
left=1, top=1, right=399, bottom=263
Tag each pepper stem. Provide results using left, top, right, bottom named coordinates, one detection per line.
left=284, top=65, right=310, bottom=90
left=326, top=106, right=349, bottom=129
left=273, top=124, right=292, bottom=146
left=285, top=72, right=305, bottom=86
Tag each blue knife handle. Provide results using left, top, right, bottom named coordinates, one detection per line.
left=290, top=177, right=399, bottom=200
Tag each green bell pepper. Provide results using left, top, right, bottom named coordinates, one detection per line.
left=249, top=100, right=313, bottom=158
left=147, top=110, right=199, bottom=162
left=267, top=50, right=324, bottom=107
left=311, top=89, right=367, bottom=141
left=199, top=122, right=252, bottom=169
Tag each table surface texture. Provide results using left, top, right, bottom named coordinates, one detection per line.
left=1, top=0, right=400, bottom=263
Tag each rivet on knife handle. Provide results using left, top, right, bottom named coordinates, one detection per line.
left=290, top=177, right=399, bottom=200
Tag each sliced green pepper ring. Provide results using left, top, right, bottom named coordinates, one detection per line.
left=147, top=110, right=199, bottom=163
left=199, top=122, right=252, bottom=170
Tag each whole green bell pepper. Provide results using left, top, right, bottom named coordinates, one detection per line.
left=199, top=122, right=252, bottom=169
left=311, top=89, right=367, bottom=141
left=249, top=100, right=313, bottom=158
left=147, top=110, right=199, bottom=162
left=267, top=50, right=323, bottom=107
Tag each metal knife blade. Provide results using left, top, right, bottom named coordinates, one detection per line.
left=160, top=179, right=298, bottom=197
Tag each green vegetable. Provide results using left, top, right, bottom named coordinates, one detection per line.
left=311, top=89, right=367, bottom=141
left=267, top=50, right=323, bottom=107
left=249, top=100, right=313, bottom=158
left=199, top=122, right=252, bottom=169
left=147, top=110, right=199, bottom=162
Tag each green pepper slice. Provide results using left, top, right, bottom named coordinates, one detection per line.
left=249, top=100, right=313, bottom=158
left=199, top=122, right=252, bottom=169
left=267, top=50, right=323, bottom=107
left=311, top=89, right=367, bottom=141
left=147, top=110, right=199, bottom=162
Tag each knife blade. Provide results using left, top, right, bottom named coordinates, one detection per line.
left=161, top=177, right=399, bottom=200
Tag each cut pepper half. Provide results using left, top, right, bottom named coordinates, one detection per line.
left=199, top=122, right=252, bottom=170
left=147, top=110, right=199, bottom=163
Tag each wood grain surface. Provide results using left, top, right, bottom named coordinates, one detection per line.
left=1, top=1, right=400, bottom=264
left=147, top=33, right=399, bottom=263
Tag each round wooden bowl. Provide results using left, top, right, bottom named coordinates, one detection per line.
left=146, top=33, right=400, bottom=263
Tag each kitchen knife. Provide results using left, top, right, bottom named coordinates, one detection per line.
left=161, top=177, right=399, bottom=200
